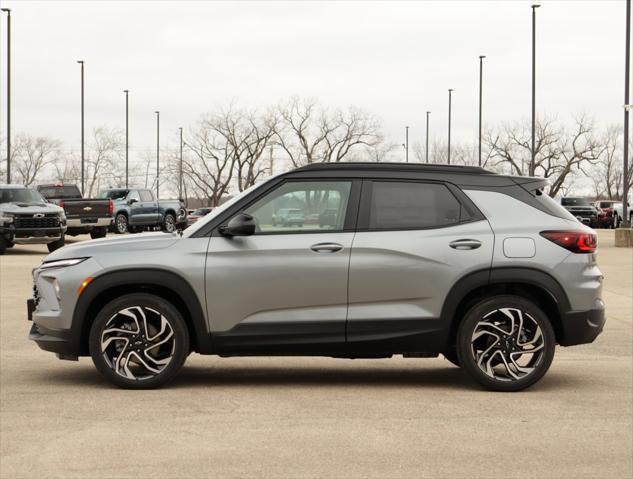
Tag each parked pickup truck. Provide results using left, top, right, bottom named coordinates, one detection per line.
left=613, top=196, right=632, bottom=228
left=0, top=184, right=67, bottom=255
left=559, top=197, right=598, bottom=227
left=37, top=183, right=113, bottom=239
left=98, top=188, right=187, bottom=234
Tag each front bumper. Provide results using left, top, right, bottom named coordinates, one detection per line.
left=1, top=225, right=67, bottom=244
left=559, top=303, right=606, bottom=346
left=28, top=322, right=77, bottom=360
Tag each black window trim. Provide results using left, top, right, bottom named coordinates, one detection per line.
left=204, top=177, right=362, bottom=238
left=356, top=178, right=485, bottom=232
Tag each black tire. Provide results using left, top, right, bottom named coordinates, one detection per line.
left=0, top=236, right=6, bottom=255
left=47, top=235, right=65, bottom=253
left=89, top=293, right=189, bottom=389
left=162, top=213, right=176, bottom=233
left=114, top=213, right=128, bottom=234
left=90, top=227, right=107, bottom=239
left=456, top=295, right=555, bottom=392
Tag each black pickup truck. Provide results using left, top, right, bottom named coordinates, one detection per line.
left=37, top=184, right=113, bottom=239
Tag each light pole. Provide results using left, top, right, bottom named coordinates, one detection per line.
left=77, top=60, right=85, bottom=194
left=155, top=111, right=160, bottom=199
left=531, top=4, right=541, bottom=176
left=405, top=126, right=409, bottom=162
left=124, top=90, right=129, bottom=188
left=425, top=111, right=431, bottom=163
left=623, top=0, right=631, bottom=228
left=448, top=89, right=454, bottom=165
left=179, top=127, right=183, bottom=200
left=1, top=8, right=11, bottom=183
left=478, top=55, right=486, bottom=167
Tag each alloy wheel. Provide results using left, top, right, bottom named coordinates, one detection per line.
left=164, top=215, right=176, bottom=233
left=100, top=306, right=175, bottom=381
left=470, top=307, right=545, bottom=382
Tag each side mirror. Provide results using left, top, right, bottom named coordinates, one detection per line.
left=220, top=213, right=256, bottom=237
left=127, top=198, right=138, bottom=206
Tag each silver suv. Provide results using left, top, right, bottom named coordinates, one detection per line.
left=28, top=163, right=605, bottom=391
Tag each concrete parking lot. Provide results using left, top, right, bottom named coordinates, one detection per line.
left=0, top=231, right=631, bottom=479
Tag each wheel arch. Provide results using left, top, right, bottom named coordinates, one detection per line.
left=441, top=267, right=571, bottom=349
left=71, top=268, right=213, bottom=356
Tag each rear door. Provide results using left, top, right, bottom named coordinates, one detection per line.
left=139, top=190, right=160, bottom=224
left=347, top=179, right=493, bottom=351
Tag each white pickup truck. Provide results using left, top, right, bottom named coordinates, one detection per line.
left=613, top=195, right=632, bottom=228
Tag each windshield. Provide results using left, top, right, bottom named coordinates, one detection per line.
left=98, top=189, right=128, bottom=200
left=598, top=201, right=615, bottom=208
left=0, top=188, right=47, bottom=205
left=192, top=208, right=211, bottom=216
left=182, top=178, right=275, bottom=238
left=38, top=185, right=82, bottom=199
left=561, top=197, right=590, bottom=207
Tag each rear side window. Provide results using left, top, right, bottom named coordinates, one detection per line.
left=140, top=190, right=154, bottom=202
left=38, top=185, right=82, bottom=199
left=368, top=181, right=464, bottom=230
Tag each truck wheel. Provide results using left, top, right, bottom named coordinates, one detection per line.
left=115, top=214, right=129, bottom=234
left=90, top=227, right=107, bottom=239
left=47, top=235, right=65, bottom=253
left=162, top=213, right=176, bottom=233
left=0, top=237, right=6, bottom=255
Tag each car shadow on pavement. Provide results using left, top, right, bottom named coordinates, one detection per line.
left=29, top=363, right=585, bottom=392
left=2, top=248, right=46, bottom=256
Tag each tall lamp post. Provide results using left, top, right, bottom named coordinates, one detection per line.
left=425, top=111, right=431, bottom=163
left=1, top=8, right=11, bottom=183
left=124, top=90, right=129, bottom=188
left=77, top=60, right=85, bottom=194
left=623, top=0, right=631, bottom=228
left=155, top=111, right=160, bottom=199
left=179, top=127, right=183, bottom=200
left=478, top=55, right=486, bottom=167
left=530, top=4, right=541, bottom=176
left=405, top=126, right=409, bottom=162
left=448, top=89, right=454, bottom=165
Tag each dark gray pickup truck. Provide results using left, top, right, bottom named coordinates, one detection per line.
left=37, top=184, right=113, bottom=239
left=98, top=188, right=187, bottom=234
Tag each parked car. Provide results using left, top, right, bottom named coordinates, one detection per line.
left=319, top=208, right=339, bottom=228
left=186, top=207, right=212, bottom=227
left=593, top=200, right=618, bottom=228
left=37, top=183, right=112, bottom=239
left=98, top=188, right=187, bottom=234
left=613, top=196, right=632, bottom=228
left=29, top=163, right=605, bottom=391
left=272, top=208, right=304, bottom=226
left=0, top=185, right=67, bottom=255
left=559, top=197, right=598, bottom=227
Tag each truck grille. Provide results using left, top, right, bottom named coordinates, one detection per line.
left=14, top=214, right=60, bottom=229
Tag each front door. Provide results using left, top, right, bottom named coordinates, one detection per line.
left=347, top=180, right=494, bottom=353
left=205, top=179, right=359, bottom=354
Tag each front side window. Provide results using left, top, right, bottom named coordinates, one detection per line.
left=243, top=181, right=352, bottom=234
left=128, top=190, right=141, bottom=202
left=368, top=181, right=463, bottom=230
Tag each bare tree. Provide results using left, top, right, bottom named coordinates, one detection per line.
left=82, top=127, right=124, bottom=196
left=13, top=134, right=61, bottom=186
left=276, top=97, right=383, bottom=166
left=486, top=116, right=604, bottom=197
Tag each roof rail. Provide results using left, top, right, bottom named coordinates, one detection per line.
left=294, top=162, right=492, bottom=175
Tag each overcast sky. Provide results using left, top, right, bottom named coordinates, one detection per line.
left=0, top=0, right=628, bottom=169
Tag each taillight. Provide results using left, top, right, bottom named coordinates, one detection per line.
left=108, top=199, right=113, bottom=216
left=59, top=200, right=64, bottom=209
left=540, top=231, right=597, bottom=254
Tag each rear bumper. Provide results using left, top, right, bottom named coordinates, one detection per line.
left=559, top=303, right=606, bottom=346
left=66, top=217, right=112, bottom=228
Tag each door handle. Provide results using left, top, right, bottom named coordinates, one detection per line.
left=310, top=242, right=343, bottom=253
left=449, top=239, right=482, bottom=250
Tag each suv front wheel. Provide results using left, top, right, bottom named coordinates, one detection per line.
left=456, top=295, right=555, bottom=392
left=89, top=293, right=189, bottom=389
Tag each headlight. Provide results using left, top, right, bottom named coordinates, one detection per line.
left=39, top=257, right=89, bottom=270
left=0, top=213, right=14, bottom=224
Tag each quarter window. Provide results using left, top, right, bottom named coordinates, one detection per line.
left=243, top=181, right=352, bottom=234
left=368, top=181, right=463, bottom=230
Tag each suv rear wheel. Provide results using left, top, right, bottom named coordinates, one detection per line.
left=88, top=293, right=189, bottom=389
left=456, top=295, right=555, bottom=392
